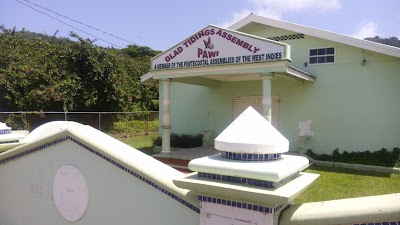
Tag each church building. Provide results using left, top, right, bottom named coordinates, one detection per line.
left=141, top=14, right=400, bottom=154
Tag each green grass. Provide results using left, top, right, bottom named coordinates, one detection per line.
left=296, top=166, right=400, bottom=203
left=109, top=133, right=157, bottom=155
left=109, top=119, right=159, bottom=135
left=108, top=119, right=159, bottom=155
left=107, top=131, right=400, bottom=203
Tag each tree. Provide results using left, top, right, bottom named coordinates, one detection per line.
left=365, top=36, right=400, bottom=48
left=0, top=27, right=158, bottom=113
left=121, top=44, right=160, bottom=59
left=0, top=26, right=73, bottom=111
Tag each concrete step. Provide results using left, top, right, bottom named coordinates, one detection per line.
left=153, top=156, right=192, bottom=173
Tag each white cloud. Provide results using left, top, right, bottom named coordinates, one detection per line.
left=220, top=8, right=280, bottom=28
left=221, top=0, right=342, bottom=28
left=221, top=10, right=253, bottom=28
left=248, top=0, right=341, bottom=13
left=352, top=21, right=378, bottom=39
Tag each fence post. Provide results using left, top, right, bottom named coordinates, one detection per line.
left=125, top=113, right=128, bottom=138
left=23, top=113, right=27, bottom=130
left=64, top=112, right=67, bottom=121
left=146, top=112, right=149, bottom=135
left=98, top=113, right=101, bottom=131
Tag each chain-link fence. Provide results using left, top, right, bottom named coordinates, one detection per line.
left=0, top=111, right=159, bottom=136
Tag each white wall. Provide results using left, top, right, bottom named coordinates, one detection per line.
left=0, top=131, right=199, bottom=225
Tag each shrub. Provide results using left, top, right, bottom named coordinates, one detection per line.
left=4, top=113, right=30, bottom=130
left=306, top=149, right=318, bottom=159
left=152, top=133, right=203, bottom=148
left=305, top=148, right=400, bottom=168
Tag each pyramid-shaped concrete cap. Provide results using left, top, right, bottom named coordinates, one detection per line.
left=215, top=107, right=289, bottom=153
left=0, top=122, right=11, bottom=130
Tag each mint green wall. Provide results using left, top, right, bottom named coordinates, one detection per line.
left=239, top=23, right=298, bottom=40
left=0, top=139, right=199, bottom=225
left=241, top=24, right=400, bottom=153
left=273, top=58, right=400, bottom=153
left=160, top=81, right=262, bottom=139
left=159, top=24, right=400, bottom=154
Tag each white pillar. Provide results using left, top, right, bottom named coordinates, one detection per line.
left=161, top=79, right=172, bottom=153
left=261, top=76, right=273, bottom=123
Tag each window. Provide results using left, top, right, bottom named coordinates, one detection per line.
left=309, top=47, right=335, bottom=64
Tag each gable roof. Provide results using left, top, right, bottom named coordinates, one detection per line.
left=150, top=24, right=290, bottom=71
left=229, top=14, right=400, bottom=58
left=141, top=24, right=316, bottom=84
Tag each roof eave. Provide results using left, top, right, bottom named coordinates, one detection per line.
left=140, top=72, right=157, bottom=83
left=229, top=14, right=400, bottom=58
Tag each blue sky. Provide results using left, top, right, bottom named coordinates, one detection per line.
left=1, top=0, right=399, bottom=50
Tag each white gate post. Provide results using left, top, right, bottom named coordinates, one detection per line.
left=174, top=107, right=319, bottom=225
left=161, top=79, right=172, bottom=153
left=261, top=74, right=273, bottom=123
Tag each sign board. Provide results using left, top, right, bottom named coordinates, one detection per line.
left=151, top=25, right=286, bottom=70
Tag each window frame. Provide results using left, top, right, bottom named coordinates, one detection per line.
left=308, top=47, right=336, bottom=65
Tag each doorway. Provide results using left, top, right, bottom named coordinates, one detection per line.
left=233, top=95, right=279, bottom=127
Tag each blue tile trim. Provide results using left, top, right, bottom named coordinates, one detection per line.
left=0, top=137, right=69, bottom=164
left=198, top=172, right=299, bottom=189
left=0, top=128, right=12, bottom=135
left=221, top=151, right=282, bottom=161
left=353, top=222, right=400, bottom=225
left=0, top=136, right=200, bottom=214
left=0, top=140, right=19, bottom=144
left=198, top=195, right=283, bottom=213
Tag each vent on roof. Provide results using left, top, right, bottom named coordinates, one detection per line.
left=268, top=33, right=304, bottom=42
